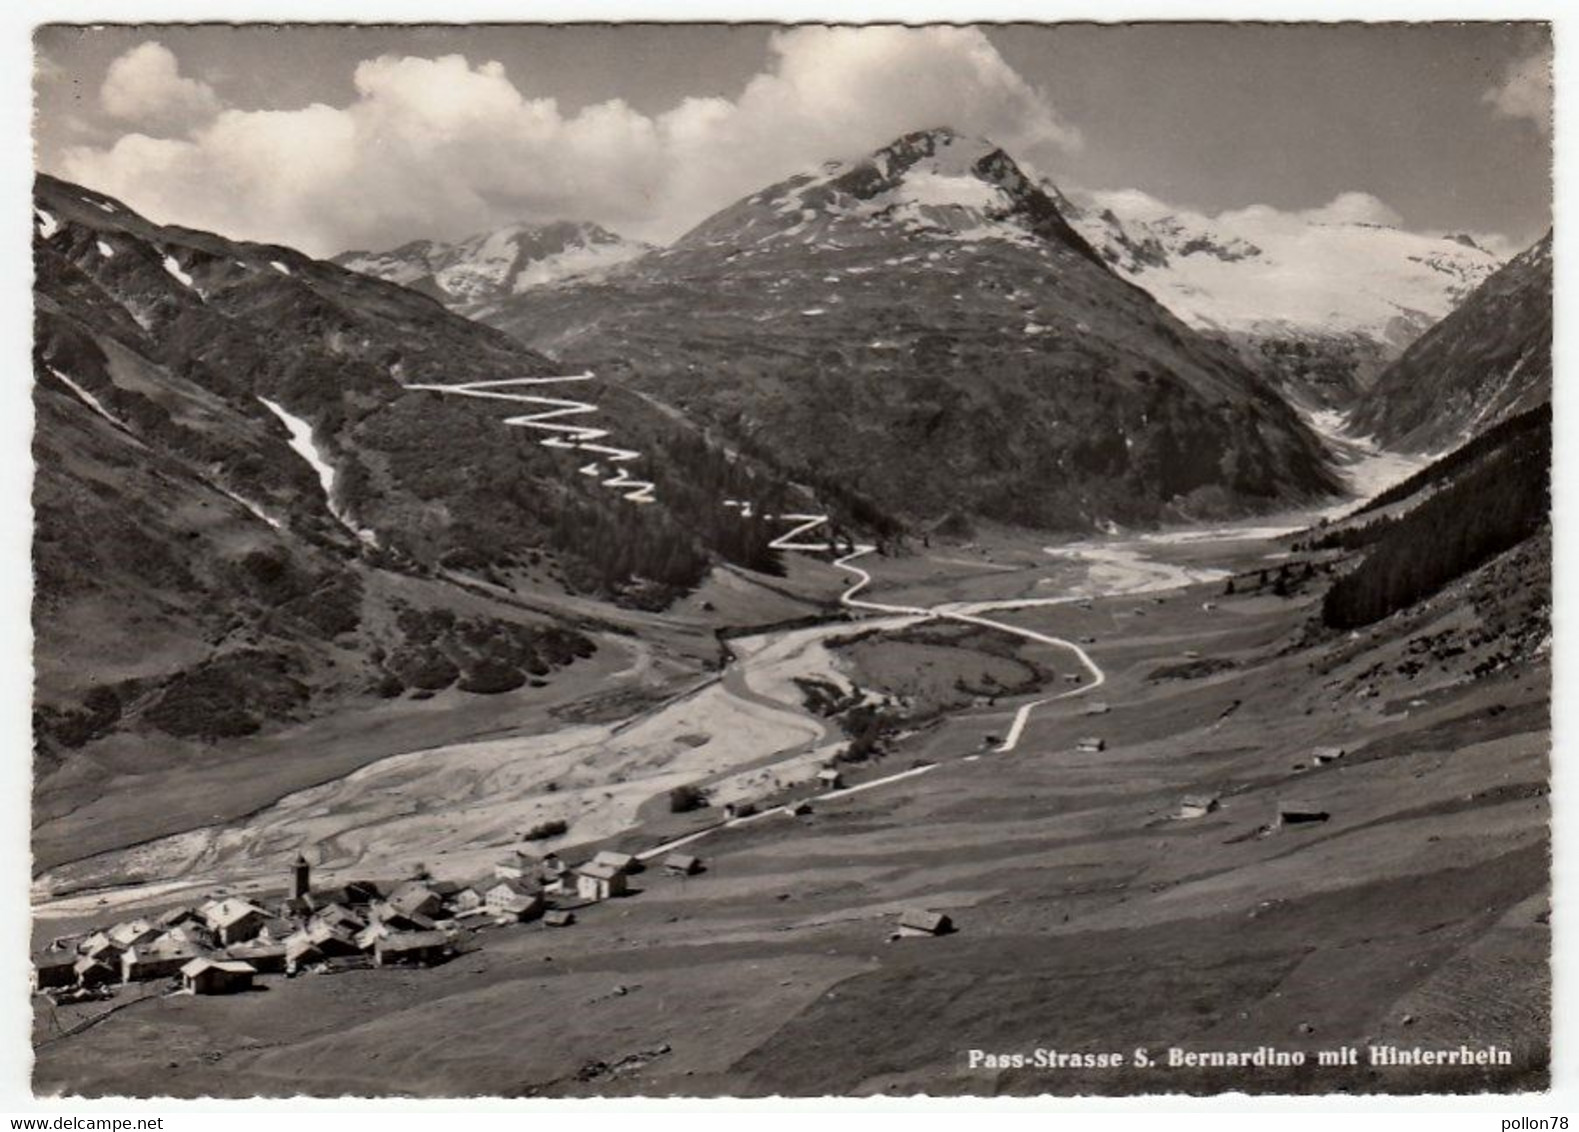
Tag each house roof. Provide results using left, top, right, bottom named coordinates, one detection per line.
left=591, top=850, right=636, bottom=870
left=388, top=885, right=440, bottom=913
left=227, top=941, right=287, bottom=958
left=206, top=898, right=268, bottom=928
left=108, top=919, right=157, bottom=945
left=313, top=903, right=365, bottom=925
left=816, top=768, right=842, bottom=778
left=183, top=958, right=256, bottom=977
left=579, top=861, right=624, bottom=881
left=664, top=853, right=701, bottom=869
left=34, top=953, right=76, bottom=971
left=488, top=878, right=536, bottom=897
left=126, top=939, right=202, bottom=962
left=373, top=904, right=439, bottom=930
left=284, top=937, right=324, bottom=960
left=306, top=921, right=358, bottom=946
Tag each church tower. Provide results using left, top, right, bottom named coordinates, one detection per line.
left=292, top=852, right=311, bottom=900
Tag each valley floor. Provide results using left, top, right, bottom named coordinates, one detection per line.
left=32, top=500, right=1550, bottom=1097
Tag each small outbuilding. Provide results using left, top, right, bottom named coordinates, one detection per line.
left=577, top=861, right=629, bottom=902
left=1075, top=736, right=1107, bottom=753
left=181, top=958, right=256, bottom=995
left=1084, top=701, right=1111, bottom=716
left=1176, top=794, right=1220, bottom=820
left=1312, top=746, right=1347, bottom=766
left=663, top=853, right=703, bottom=876
left=897, top=910, right=954, bottom=938
left=1277, top=799, right=1331, bottom=826
left=373, top=930, right=451, bottom=968
left=816, top=768, right=844, bottom=791
left=543, top=909, right=575, bottom=928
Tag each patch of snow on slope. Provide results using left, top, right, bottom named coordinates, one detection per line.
left=901, top=169, right=1002, bottom=212
left=216, top=486, right=283, bottom=531
left=258, top=397, right=378, bottom=546
left=96, top=240, right=115, bottom=258
left=435, top=227, right=524, bottom=299
left=161, top=254, right=195, bottom=289
left=48, top=368, right=117, bottom=426
left=510, top=240, right=645, bottom=291
left=34, top=209, right=58, bottom=238
left=270, top=261, right=292, bottom=276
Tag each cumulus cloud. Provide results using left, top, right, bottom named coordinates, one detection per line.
left=1089, top=187, right=1404, bottom=236
left=1083, top=185, right=1516, bottom=261
left=99, top=41, right=222, bottom=134
left=1484, top=45, right=1552, bottom=133
left=61, top=28, right=1081, bottom=256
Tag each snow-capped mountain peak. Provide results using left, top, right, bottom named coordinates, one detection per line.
left=1055, top=184, right=1504, bottom=346
left=676, top=126, right=1101, bottom=263
left=335, top=220, right=652, bottom=308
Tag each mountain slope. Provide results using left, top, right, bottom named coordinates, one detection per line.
left=481, top=127, right=1341, bottom=532
left=31, top=175, right=789, bottom=839
left=1350, top=232, right=1552, bottom=451
left=334, top=221, right=652, bottom=309
left=1059, top=189, right=1506, bottom=408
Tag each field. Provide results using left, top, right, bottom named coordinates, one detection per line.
left=33, top=523, right=1549, bottom=1097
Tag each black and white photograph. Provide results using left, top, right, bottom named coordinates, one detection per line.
left=22, top=15, right=1557, bottom=1103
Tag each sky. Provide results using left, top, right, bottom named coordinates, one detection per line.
left=32, top=22, right=1552, bottom=257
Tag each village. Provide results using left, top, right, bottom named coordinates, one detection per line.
left=31, top=750, right=996, bottom=1014
left=33, top=719, right=1347, bottom=1016
left=30, top=844, right=712, bottom=1005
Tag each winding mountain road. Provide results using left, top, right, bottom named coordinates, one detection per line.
left=404, top=374, right=657, bottom=503
left=765, top=510, right=1106, bottom=748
